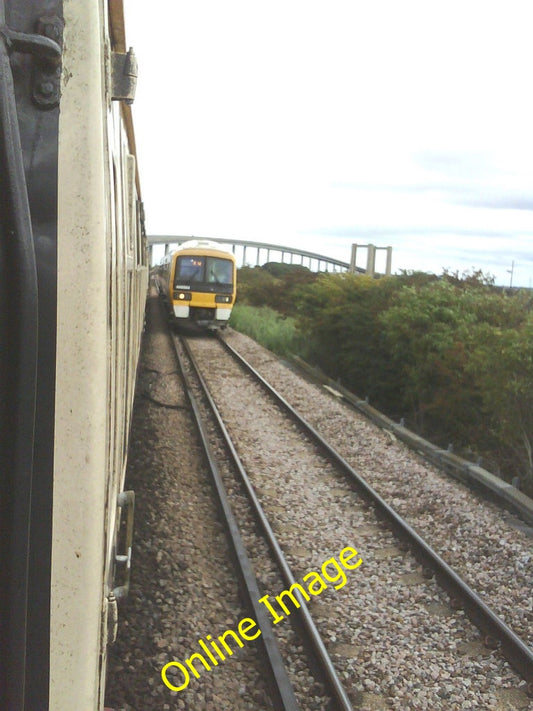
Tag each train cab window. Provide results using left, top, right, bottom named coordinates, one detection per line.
left=176, top=256, right=204, bottom=282
left=206, top=258, right=233, bottom=285
left=174, top=256, right=233, bottom=286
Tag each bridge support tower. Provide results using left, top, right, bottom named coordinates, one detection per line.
left=350, top=244, right=392, bottom=276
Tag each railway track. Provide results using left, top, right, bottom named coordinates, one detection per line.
left=107, top=297, right=533, bottom=710
left=106, top=295, right=285, bottom=710
left=173, top=332, right=354, bottom=710
left=221, top=329, right=533, bottom=647
left=176, top=330, right=533, bottom=710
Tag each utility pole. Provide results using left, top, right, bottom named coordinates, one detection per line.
left=507, top=260, right=514, bottom=288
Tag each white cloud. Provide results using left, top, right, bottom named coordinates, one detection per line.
left=125, top=0, right=533, bottom=286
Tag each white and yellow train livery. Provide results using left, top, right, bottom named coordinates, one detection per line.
left=156, top=240, right=237, bottom=329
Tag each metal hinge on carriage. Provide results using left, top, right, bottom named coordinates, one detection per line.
left=111, top=47, right=137, bottom=104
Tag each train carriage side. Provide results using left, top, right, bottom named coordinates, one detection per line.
left=52, top=2, right=149, bottom=709
left=0, top=0, right=148, bottom=709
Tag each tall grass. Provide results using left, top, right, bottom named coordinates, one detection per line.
left=229, top=304, right=305, bottom=358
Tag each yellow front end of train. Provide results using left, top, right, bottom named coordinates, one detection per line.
left=159, top=240, right=237, bottom=329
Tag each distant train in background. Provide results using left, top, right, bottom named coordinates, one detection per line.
left=155, top=240, right=237, bottom=329
left=0, top=0, right=148, bottom=709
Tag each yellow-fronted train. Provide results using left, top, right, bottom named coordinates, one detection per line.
left=155, top=239, right=237, bottom=330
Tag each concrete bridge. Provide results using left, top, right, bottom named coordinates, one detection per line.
left=147, top=235, right=392, bottom=276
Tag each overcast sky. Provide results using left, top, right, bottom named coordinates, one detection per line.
left=124, top=1, right=533, bottom=286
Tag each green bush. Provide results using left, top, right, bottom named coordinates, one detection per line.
left=236, top=264, right=317, bottom=315
left=294, top=270, right=533, bottom=491
left=294, top=272, right=411, bottom=413
left=232, top=266, right=533, bottom=491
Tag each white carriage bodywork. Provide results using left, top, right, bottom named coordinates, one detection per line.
left=51, top=1, right=147, bottom=707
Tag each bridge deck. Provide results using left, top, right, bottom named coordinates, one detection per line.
left=147, top=235, right=355, bottom=273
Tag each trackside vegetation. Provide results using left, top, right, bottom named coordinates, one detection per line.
left=228, top=304, right=303, bottom=357
left=231, top=264, right=533, bottom=495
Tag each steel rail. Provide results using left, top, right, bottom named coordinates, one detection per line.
left=180, top=335, right=354, bottom=711
left=171, top=333, right=300, bottom=711
left=217, top=334, right=533, bottom=687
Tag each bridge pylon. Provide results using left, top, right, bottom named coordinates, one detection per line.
left=349, top=244, right=392, bottom=276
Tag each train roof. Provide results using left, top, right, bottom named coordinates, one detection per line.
left=170, top=240, right=236, bottom=259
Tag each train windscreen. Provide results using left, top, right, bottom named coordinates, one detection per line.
left=175, top=256, right=233, bottom=286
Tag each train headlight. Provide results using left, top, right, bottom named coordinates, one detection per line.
left=173, top=291, right=192, bottom=301
left=215, top=294, right=232, bottom=303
